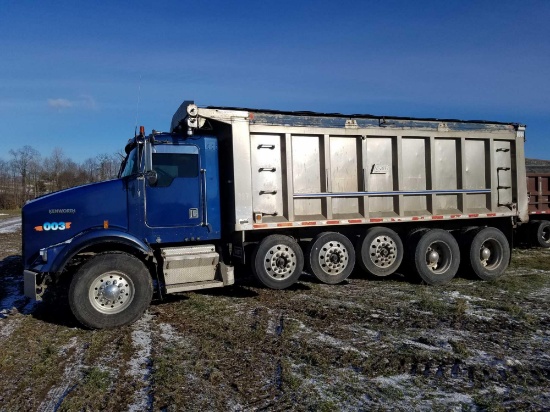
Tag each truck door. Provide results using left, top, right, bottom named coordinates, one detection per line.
left=145, top=145, right=202, bottom=228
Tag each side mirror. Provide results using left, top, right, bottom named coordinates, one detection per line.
left=146, top=170, right=158, bottom=186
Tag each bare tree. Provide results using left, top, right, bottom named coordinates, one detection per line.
left=9, top=145, right=40, bottom=206
left=43, top=147, right=66, bottom=192
left=1, top=147, right=124, bottom=207
left=82, top=157, right=99, bottom=182
left=0, top=158, right=15, bottom=209
left=96, top=153, right=120, bottom=181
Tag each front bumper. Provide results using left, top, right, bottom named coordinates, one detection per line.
left=24, top=270, right=46, bottom=301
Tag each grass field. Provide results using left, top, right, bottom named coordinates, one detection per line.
left=0, top=220, right=549, bottom=411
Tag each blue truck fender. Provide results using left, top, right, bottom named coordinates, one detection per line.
left=40, top=229, right=152, bottom=274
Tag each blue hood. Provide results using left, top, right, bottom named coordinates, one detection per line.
left=22, top=179, right=128, bottom=269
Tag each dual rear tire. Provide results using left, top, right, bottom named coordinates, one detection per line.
left=409, top=227, right=509, bottom=284
left=462, top=227, right=510, bottom=281
left=531, top=220, right=550, bottom=248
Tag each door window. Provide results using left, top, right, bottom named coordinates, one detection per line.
left=152, top=153, right=199, bottom=187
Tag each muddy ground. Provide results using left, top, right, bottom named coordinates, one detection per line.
left=0, top=213, right=549, bottom=411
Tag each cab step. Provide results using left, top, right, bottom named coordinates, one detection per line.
left=160, top=244, right=234, bottom=294
left=165, top=280, right=225, bottom=293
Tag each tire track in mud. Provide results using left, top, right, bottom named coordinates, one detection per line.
left=127, top=311, right=154, bottom=412
left=0, top=217, right=21, bottom=234
left=37, top=337, right=87, bottom=412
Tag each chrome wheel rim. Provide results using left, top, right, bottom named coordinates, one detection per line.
left=369, top=235, right=398, bottom=268
left=264, top=244, right=297, bottom=280
left=542, top=226, right=550, bottom=244
left=425, top=241, right=452, bottom=274
left=89, top=271, right=134, bottom=314
left=479, top=238, right=503, bottom=270
left=317, top=240, right=349, bottom=275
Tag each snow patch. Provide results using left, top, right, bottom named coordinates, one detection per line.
left=127, top=312, right=153, bottom=412
left=0, top=273, right=37, bottom=317
left=445, top=291, right=486, bottom=302
left=0, top=318, right=21, bottom=340
left=315, top=332, right=370, bottom=357
left=0, top=217, right=22, bottom=234
left=373, top=373, right=411, bottom=385
left=402, top=339, right=448, bottom=352
left=38, top=337, right=86, bottom=412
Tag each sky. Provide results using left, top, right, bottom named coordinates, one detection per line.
left=1, top=0, right=549, bottom=162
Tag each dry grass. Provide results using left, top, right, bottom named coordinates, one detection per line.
left=1, top=226, right=549, bottom=411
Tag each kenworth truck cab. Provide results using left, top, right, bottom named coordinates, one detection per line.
left=23, top=104, right=234, bottom=329
left=24, top=100, right=528, bottom=329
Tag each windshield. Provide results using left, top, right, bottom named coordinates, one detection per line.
left=120, top=147, right=139, bottom=178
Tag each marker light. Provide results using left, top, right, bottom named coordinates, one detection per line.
left=140, top=126, right=145, bottom=136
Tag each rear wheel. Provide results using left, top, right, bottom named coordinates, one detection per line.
left=531, top=220, right=550, bottom=248
left=466, top=227, right=510, bottom=281
left=69, top=253, right=153, bottom=329
left=357, top=226, right=403, bottom=277
left=252, top=235, right=304, bottom=289
left=306, top=232, right=355, bottom=284
left=413, top=229, right=460, bottom=285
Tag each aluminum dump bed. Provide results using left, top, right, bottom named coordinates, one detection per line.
left=173, top=104, right=528, bottom=232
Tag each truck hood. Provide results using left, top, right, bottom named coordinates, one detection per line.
left=22, top=179, right=129, bottom=269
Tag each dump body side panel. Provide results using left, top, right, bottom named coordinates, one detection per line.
left=187, top=107, right=527, bottom=232
left=527, top=173, right=550, bottom=214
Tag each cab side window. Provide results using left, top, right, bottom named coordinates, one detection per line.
left=152, top=153, right=199, bottom=187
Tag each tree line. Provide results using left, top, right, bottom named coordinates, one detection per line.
left=0, top=146, right=122, bottom=209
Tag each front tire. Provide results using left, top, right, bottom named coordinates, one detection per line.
left=252, top=235, right=304, bottom=289
left=69, top=253, right=153, bottom=329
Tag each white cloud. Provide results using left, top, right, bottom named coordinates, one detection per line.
left=47, top=95, right=98, bottom=111
left=48, top=98, right=73, bottom=109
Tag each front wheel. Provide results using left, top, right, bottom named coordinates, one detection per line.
left=69, top=253, right=153, bottom=329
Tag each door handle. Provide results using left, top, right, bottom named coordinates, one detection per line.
left=200, top=169, right=211, bottom=231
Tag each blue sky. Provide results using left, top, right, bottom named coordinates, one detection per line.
left=1, top=0, right=549, bottom=162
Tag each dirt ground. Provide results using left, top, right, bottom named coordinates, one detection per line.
left=0, top=213, right=549, bottom=411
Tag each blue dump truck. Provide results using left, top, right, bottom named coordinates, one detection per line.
left=23, top=101, right=529, bottom=329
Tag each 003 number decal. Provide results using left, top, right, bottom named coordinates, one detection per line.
left=34, top=222, right=72, bottom=232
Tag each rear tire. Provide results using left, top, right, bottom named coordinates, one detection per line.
left=465, top=227, right=510, bottom=281
left=252, top=235, right=304, bottom=289
left=69, top=253, right=153, bottom=329
left=357, top=226, right=403, bottom=277
left=531, top=220, right=550, bottom=248
left=306, top=232, right=355, bottom=284
left=413, top=229, right=460, bottom=285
